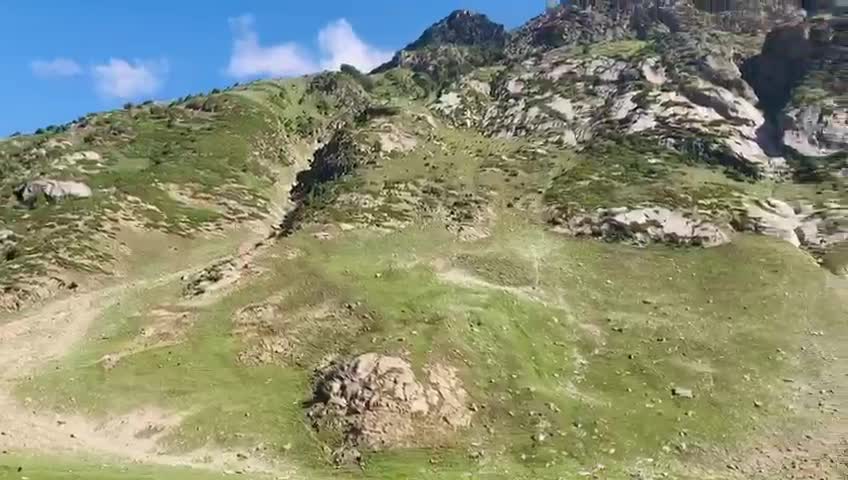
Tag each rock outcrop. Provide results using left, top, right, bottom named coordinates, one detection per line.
left=373, top=10, right=506, bottom=82
left=556, top=206, right=730, bottom=247
left=744, top=18, right=848, bottom=158
left=738, top=198, right=848, bottom=250
left=14, top=179, right=92, bottom=208
left=306, top=354, right=471, bottom=463
left=781, top=19, right=848, bottom=158
left=505, top=4, right=636, bottom=59
left=437, top=28, right=786, bottom=176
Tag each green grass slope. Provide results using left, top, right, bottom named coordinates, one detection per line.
left=13, top=217, right=845, bottom=479
left=1, top=43, right=846, bottom=480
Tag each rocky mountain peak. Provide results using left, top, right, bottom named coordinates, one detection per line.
left=506, top=4, right=639, bottom=59
left=371, top=10, right=506, bottom=80
left=405, top=10, right=507, bottom=51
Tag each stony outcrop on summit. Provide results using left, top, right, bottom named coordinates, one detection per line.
left=373, top=10, right=506, bottom=82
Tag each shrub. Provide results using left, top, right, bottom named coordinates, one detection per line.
left=340, top=64, right=375, bottom=91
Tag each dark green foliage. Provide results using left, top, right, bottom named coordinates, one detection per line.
left=340, top=64, right=376, bottom=91
left=356, top=104, right=401, bottom=123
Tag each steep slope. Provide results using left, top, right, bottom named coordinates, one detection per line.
left=1, top=2, right=847, bottom=480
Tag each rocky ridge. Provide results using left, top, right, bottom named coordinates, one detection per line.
left=412, top=2, right=847, bottom=269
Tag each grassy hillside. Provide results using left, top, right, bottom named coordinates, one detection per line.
left=1, top=17, right=847, bottom=480
left=9, top=213, right=844, bottom=479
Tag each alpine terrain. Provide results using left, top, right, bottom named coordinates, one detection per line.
left=0, top=1, right=847, bottom=479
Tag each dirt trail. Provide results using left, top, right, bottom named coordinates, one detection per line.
left=0, top=144, right=314, bottom=475
left=0, top=269, right=279, bottom=472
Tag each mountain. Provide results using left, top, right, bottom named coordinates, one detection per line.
left=1, top=2, right=846, bottom=479
left=373, top=10, right=508, bottom=84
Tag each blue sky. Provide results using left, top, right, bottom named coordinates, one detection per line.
left=0, top=1, right=541, bottom=136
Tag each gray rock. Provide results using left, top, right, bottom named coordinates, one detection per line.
left=782, top=104, right=848, bottom=158
left=739, top=199, right=848, bottom=250
left=306, top=354, right=471, bottom=460
left=436, top=26, right=790, bottom=178
left=561, top=207, right=729, bottom=247
left=14, top=179, right=92, bottom=208
left=672, top=387, right=695, bottom=399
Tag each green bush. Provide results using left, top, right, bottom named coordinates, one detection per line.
left=340, top=63, right=376, bottom=91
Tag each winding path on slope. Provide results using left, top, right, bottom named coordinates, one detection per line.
left=0, top=139, right=314, bottom=475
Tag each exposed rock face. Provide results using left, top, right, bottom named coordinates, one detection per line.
left=295, top=130, right=371, bottom=193
left=744, top=18, right=848, bottom=158
left=557, top=206, right=730, bottom=247
left=783, top=104, right=848, bottom=158
left=405, top=10, right=506, bottom=51
left=14, top=179, right=92, bottom=208
left=373, top=10, right=506, bottom=81
left=682, top=0, right=803, bottom=34
left=506, top=5, right=636, bottom=59
left=780, top=20, right=848, bottom=158
left=307, top=72, right=370, bottom=118
left=306, top=354, right=471, bottom=463
left=738, top=198, right=848, bottom=251
left=437, top=29, right=786, bottom=176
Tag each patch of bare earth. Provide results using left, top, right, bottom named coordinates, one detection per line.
left=98, top=307, right=195, bottom=371
left=233, top=299, right=366, bottom=366
left=0, top=151, right=312, bottom=474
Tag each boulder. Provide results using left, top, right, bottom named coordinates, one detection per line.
left=563, top=207, right=730, bottom=247
left=739, top=198, right=804, bottom=247
left=306, top=354, right=471, bottom=463
left=14, top=179, right=92, bottom=208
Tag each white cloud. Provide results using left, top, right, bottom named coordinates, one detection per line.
left=226, top=14, right=392, bottom=79
left=92, top=58, right=168, bottom=100
left=226, top=15, right=317, bottom=78
left=318, top=19, right=393, bottom=72
left=30, top=58, right=83, bottom=77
